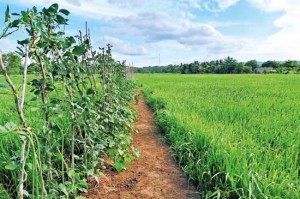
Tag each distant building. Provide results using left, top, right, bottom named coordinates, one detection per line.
left=254, top=67, right=274, bottom=73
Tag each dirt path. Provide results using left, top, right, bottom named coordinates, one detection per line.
left=85, top=93, right=197, bottom=199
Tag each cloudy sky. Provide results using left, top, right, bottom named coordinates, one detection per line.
left=0, top=0, right=299, bottom=66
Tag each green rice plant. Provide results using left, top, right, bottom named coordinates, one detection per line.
left=136, top=74, right=300, bottom=198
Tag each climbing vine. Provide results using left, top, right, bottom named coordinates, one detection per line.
left=0, top=4, right=137, bottom=198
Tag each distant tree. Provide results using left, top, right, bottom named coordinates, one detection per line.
left=189, top=61, right=201, bottom=74
left=222, top=57, right=239, bottom=73
left=283, top=60, right=299, bottom=68
left=245, top=60, right=259, bottom=70
left=181, top=63, right=190, bottom=74
left=243, top=66, right=252, bottom=74
left=133, top=57, right=295, bottom=74
left=204, top=61, right=213, bottom=73
left=201, top=62, right=210, bottom=73
left=262, top=60, right=281, bottom=68
left=28, top=62, right=40, bottom=74
left=235, top=63, right=245, bottom=73
left=1, top=52, right=22, bottom=74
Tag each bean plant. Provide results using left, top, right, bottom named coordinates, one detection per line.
left=0, top=4, right=137, bottom=199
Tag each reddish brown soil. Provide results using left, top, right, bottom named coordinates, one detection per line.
left=84, top=93, right=197, bottom=199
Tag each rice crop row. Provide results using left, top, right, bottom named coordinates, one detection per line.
left=135, top=74, right=300, bottom=198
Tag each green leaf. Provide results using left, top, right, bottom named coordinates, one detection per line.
left=48, top=3, right=59, bottom=13
left=54, top=153, right=63, bottom=160
left=59, top=9, right=70, bottom=16
left=20, top=11, right=29, bottom=23
left=68, top=36, right=76, bottom=44
left=59, top=183, right=68, bottom=196
left=34, top=89, right=40, bottom=95
left=10, top=19, right=20, bottom=28
left=106, top=149, right=117, bottom=157
left=17, top=39, right=30, bottom=46
left=56, top=15, right=68, bottom=25
left=26, top=163, right=33, bottom=170
left=84, top=39, right=90, bottom=45
left=73, top=46, right=85, bottom=56
left=5, top=5, right=10, bottom=23
left=32, top=6, right=37, bottom=13
left=67, top=169, right=75, bottom=178
left=114, top=156, right=125, bottom=172
left=5, top=162, right=18, bottom=171
left=132, top=147, right=140, bottom=158
left=37, top=42, right=48, bottom=48
left=50, top=124, right=60, bottom=133
left=30, top=97, right=38, bottom=101
left=86, top=88, right=95, bottom=95
left=16, top=47, right=24, bottom=56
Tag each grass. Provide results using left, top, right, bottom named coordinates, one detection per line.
left=135, top=74, right=300, bottom=198
left=0, top=75, right=45, bottom=126
left=0, top=75, right=78, bottom=197
left=0, top=75, right=54, bottom=197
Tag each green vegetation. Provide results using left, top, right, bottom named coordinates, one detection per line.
left=0, top=52, right=22, bottom=74
left=134, top=57, right=300, bottom=74
left=135, top=74, right=300, bottom=198
left=0, top=4, right=136, bottom=199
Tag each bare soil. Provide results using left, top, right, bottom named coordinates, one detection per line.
left=84, top=92, right=197, bottom=199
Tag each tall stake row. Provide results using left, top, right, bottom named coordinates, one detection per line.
left=0, top=4, right=137, bottom=198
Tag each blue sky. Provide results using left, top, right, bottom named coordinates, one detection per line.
left=0, top=0, right=299, bottom=66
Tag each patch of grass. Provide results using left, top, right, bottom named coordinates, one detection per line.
left=0, top=183, right=11, bottom=199
left=135, top=74, right=300, bottom=198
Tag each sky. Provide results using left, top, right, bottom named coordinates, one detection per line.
left=0, top=0, right=299, bottom=67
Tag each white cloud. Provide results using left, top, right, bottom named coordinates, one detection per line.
left=108, top=0, right=142, bottom=8
left=208, top=21, right=247, bottom=28
left=95, top=36, right=147, bottom=56
left=203, top=0, right=240, bottom=12
left=113, top=12, right=224, bottom=47
left=12, top=0, right=134, bottom=18
left=2, top=0, right=246, bottom=66
left=0, top=38, right=17, bottom=53
left=4, top=0, right=299, bottom=66
left=207, top=40, right=243, bottom=54
left=246, top=0, right=300, bottom=60
left=248, top=0, right=289, bottom=12
left=217, top=0, right=240, bottom=10
left=65, top=0, right=83, bottom=6
left=177, top=0, right=202, bottom=10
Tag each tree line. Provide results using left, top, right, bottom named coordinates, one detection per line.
left=134, top=57, right=300, bottom=74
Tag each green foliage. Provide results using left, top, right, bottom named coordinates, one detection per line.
left=283, top=60, right=299, bottom=68
left=135, top=57, right=254, bottom=74
left=1, top=52, right=22, bottom=74
left=0, top=4, right=136, bottom=198
left=0, top=82, right=9, bottom=88
left=135, top=59, right=300, bottom=75
left=136, top=74, right=300, bottom=199
left=0, top=183, right=10, bottom=199
left=5, top=5, right=10, bottom=23
left=245, top=59, right=259, bottom=70
left=262, top=60, right=281, bottom=68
